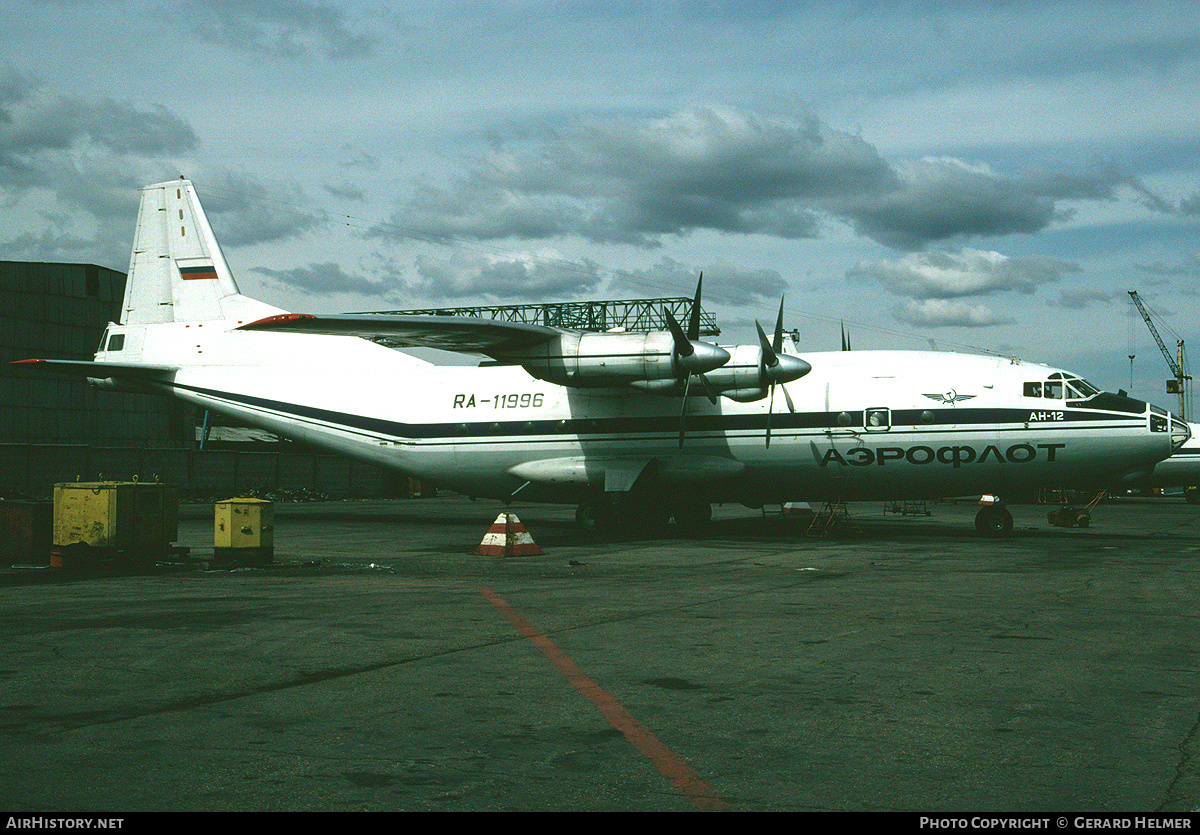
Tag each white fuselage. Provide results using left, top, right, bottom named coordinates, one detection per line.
left=95, top=319, right=1185, bottom=506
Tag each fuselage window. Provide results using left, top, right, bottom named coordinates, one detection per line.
left=106, top=333, right=125, bottom=351
left=864, top=407, right=890, bottom=430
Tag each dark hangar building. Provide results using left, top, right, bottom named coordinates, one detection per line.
left=0, top=261, right=395, bottom=499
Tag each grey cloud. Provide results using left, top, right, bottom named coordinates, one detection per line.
left=0, top=63, right=322, bottom=265
left=0, top=62, right=34, bottom=123
left=176, top=0, right=379, bottom=60
left=393, top=181, right=597, bottom=244
left=412, top=251, right=604, bottom=300
left=2, top=227, right=103, bottom=262
left=1056, top=287, right=1113, bottom=310
left=893, top=299, right=1015, bottom=328
left=338, top=148, right=381, bottom=171
left=1134, top=254, right=1200, bottom=278
left=0, top=64, right=197, bottom=185
left=0, top=63, right=199, bottom=266
left=611, top=256, right=787, bottom=307
left=15, top=98, right=197, bottom=156
left=383, top=107, right=889, bottom=248
left=323, top=181, right=367, bottom=202
left=848, top=248, right=1079, bottom=300
left=839, top=159, right=1067, bottom=251
left=384, top=106, right=1149, bottom=254
left=0, top=65, right=195, bottom=163
left=198, top=172, right=323, bottom=247
left=252, top=261, right=399, bottom=297
left=850, top=247, right=1078, bottom=328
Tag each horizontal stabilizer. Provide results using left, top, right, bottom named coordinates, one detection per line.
left=11, top=358, right=177, bottom=377
left=238, top=313, right=562, bottom=355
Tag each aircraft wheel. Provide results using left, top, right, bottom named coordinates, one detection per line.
left=576, top=500, right=618, bottom=536
left=975, top=504, right=1013, bottom=537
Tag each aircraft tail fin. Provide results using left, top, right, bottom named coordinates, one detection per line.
left=121, top=179, right=285, bottom=325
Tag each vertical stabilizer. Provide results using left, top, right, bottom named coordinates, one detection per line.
left=122, top=179, right=285, bottom=324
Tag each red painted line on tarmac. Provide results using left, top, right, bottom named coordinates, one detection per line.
left=477, top=585, right=730, bottom=812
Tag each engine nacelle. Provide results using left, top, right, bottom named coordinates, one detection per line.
left=505, top=331, right=729, bottom=389
left=694, top=345, right=771, bottom=397
left=722, top=387, right=771, bottom=403
left=690, top=344, right=812, bottom=402
left=628, top=378, right=685, bottom=393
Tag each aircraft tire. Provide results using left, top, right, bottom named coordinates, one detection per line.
left=975, top=504, right=1014, bottom=537
left=576, top=500, right=619, bottom=537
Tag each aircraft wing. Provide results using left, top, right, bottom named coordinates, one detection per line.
left=237, top=313, right=564, bottom=356
left=11, top=359, right=177, bottom=377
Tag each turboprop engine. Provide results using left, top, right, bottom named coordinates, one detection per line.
left=506, top=328, right=731, bottom=390
left=704, top=300, right=811, bottom=403
left=500, top=274, right=731, bottom=393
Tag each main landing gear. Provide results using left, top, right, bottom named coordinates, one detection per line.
left=575, top=494, right=712, bottom=538
left=579, top=494, right=1020, bottom=538
left=974, top=502, right=1014, bottom=537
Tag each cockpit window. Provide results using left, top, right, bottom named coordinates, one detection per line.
left=1065, top=378, right=1099, bottom=400
left=1026, top=373, right=1099, bottom=402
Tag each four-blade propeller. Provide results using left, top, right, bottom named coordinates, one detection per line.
left=755, top=297, right=812, bottom=448
left=669, top=277, right=812, bottom=448
left=666, top=275, right=729, bottom=446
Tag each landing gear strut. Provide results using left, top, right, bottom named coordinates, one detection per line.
left=575, top=495, right=711, bottom=538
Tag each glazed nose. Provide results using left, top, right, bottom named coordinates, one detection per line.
left=1171, top=416, right=1191, bottom=451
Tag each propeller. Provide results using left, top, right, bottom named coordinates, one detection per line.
left=666, top=274, right=730, bottom=446
left=756, top=297, right=811, bottom=448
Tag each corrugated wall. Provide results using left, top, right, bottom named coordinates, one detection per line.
left=1, top=261, right=403, bottom=499
left=0, top=444, right=397, bottom=499
left=0, top=261, right=194, bottom=447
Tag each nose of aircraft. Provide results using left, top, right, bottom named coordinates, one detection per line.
left=1171, top=415, right=1191, bottom=450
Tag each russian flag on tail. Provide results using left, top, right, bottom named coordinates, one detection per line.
left=475, top=513, right=544, bottom=557
left=178, top=261, right=218, bottom=281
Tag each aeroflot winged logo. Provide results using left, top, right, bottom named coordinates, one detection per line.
left=923, top=389, right=976, bottom=405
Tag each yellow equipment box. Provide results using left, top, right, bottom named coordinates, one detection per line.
left=214, top=498, right=274, bottom=566
left=53, top=481, right=179, bottom=551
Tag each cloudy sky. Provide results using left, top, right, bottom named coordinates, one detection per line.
left=2, top=0, right=1198, bottom=406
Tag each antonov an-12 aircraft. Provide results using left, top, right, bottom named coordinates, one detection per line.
left=15, top=180, right=1192, bottom=536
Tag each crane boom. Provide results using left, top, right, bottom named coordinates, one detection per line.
left=1129, top=290, right=1188, bottom=419
left=1129, top=290, right=1179, bottom=376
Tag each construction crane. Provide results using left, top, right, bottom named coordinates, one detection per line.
left=1128, top=290, right=1189, bottom=419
